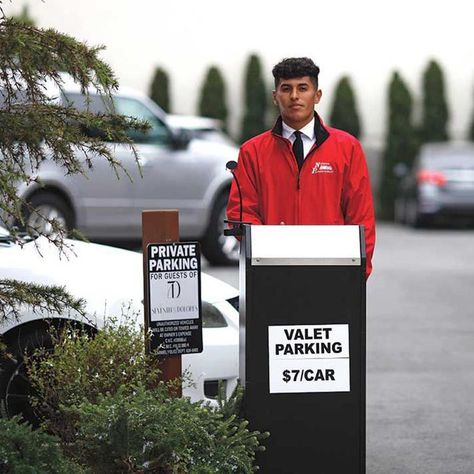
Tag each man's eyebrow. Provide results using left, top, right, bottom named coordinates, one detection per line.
left=279, top=80, right=311, bottom=87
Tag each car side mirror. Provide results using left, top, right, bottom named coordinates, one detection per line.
left=170, top=129, right=191, bottom=150
left=393, top=162, right=409, bottom=178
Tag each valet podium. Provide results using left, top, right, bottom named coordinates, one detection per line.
left=240, top=225, right=366, bottom=474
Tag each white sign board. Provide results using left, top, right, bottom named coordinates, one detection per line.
left=268, top=324, right=350, bottom=393
left=147, top=242, right=202, bottom=355
left=148, top=243, right=200, bottom=321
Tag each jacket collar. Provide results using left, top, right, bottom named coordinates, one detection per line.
left=272, top=112, right=330, bottom=147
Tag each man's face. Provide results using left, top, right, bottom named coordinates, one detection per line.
left=272, top=76, right=322, bottom=130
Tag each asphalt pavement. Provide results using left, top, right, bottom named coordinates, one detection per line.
left=203, top=223, right=474, bottom=474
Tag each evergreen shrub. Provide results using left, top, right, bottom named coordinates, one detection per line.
left=198, top=66, right=228, bottom=132
left=149, top=67, right=171, bottom=113
left=328, top=76, right=362, bottom=138
left=0, top=416, right=84, bottom=473
left=240, top=54, right=267, bottom=143
left=379, top=72, right=419, bottom=220
left=69, top=383, right=266, bottom=473
left=26, top=319, right=268, bottom=473
left=420, top=59, right=449, bottom=142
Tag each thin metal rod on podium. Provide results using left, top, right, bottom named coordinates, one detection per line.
left=142, top=209, right=181, bottom=395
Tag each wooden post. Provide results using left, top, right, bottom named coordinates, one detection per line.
left=142, top=209, right=182, bottom=395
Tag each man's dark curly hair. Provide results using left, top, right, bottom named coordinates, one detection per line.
left=272, top=57, right=320, bottom=88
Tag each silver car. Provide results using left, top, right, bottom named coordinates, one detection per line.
left=15, top=78, right=239, bottom=264
left=395, top=142, right=474, bottom=227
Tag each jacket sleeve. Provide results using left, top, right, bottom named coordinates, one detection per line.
left=226, top=145, right=264, bottom=231
left=341, top=140, right=376, bottom=278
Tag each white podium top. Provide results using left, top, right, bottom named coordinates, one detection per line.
left=250, top=225, right=361, bottom=266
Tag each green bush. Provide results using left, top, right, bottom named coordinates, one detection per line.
left=150, top=67, right=171, bottom=113
left=68, top=383, right=267, bottom=473
left=197, top=66, right=228, bottom=132
left=379, top=71, right=419, bottom=220
left=0, top=416, right=84, bottom=473
left=26, top=318, right=166, bottom=439
left=240, top=54, right=267, bottom=143
left=420, top=59, right=449, bottom=142
left=328, top=76, right=362, bottom=138
left=27, top=319, right=163, bottom=405
left=26, top=319, right=268, bottom=473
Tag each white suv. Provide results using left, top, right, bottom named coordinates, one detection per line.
left=16, top=77, right=239, bottom=264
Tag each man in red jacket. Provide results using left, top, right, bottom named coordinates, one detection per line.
left=227, top=57, right=376, bottom=277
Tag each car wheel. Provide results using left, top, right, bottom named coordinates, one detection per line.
left=201, top=193, right=240, bottom=266
left=0, top=328, right=53, bottom=426
left=24, top=192, right=73, bottom=235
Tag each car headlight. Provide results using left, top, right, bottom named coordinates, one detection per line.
left=202, top=301, right=228, bottom=328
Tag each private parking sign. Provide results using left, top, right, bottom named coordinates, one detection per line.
left=146, top=242, right=203, bottom=355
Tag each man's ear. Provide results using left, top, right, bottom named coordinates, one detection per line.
left=272, top=90, right=277, bottom=105
left=314, top=89, right=322, bottom=105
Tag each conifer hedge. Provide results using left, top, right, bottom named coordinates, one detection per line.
left=149, top=66, right=171, bottom=113
left=240, top=54, right=267, bottom=143
left=328, top=76, right=362, bottom=138
left=420, top=60, right=449, bottom=142
left=198, top=66, right=228, bottom=132
left=379, top=72, right=418, bottom=220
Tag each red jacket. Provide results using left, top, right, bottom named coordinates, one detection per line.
left=227, top=114, right=376, bottom=277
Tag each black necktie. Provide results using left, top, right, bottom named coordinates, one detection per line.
left=293, top=131, right=304, bottom=170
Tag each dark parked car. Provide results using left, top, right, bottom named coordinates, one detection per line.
left=395, top=142, right=474, bottom=227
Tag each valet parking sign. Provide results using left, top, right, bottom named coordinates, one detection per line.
left=147, top=242, right=202, bottom=356
left=268, top=324, right=350, bottom=393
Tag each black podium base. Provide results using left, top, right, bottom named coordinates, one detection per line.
left=241, top=263, right=366, bottom=474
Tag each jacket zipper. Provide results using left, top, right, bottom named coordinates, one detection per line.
left=276, top=135, right=318, bottom=191
left=297, top=144, right=318, bottom=191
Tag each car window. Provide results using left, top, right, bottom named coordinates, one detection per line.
left=114, top=97, right=170, bottom=145
left=62, top=92, right=111, bottom=114
left=62, top=93, right=170, bottom=145
left=62, top=92, right=115, bottom=140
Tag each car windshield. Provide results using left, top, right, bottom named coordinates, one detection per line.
left=113, top=97, right=170, bottom=144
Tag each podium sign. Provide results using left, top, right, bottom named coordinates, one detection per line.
left=268, top=324, right=350, bottom=394
left=146, top=242, right=202, bottom=356
left=240, top=225, right=366, bottom=474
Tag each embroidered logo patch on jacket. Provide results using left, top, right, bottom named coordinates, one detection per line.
left=312, top=162, right=334, bottom=174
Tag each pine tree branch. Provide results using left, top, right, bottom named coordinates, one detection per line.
left=0, top=16, right=149, bottom=243
left=0, top=278, right=85, bottom=323
left=0, top=12, right=149, bottom=324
